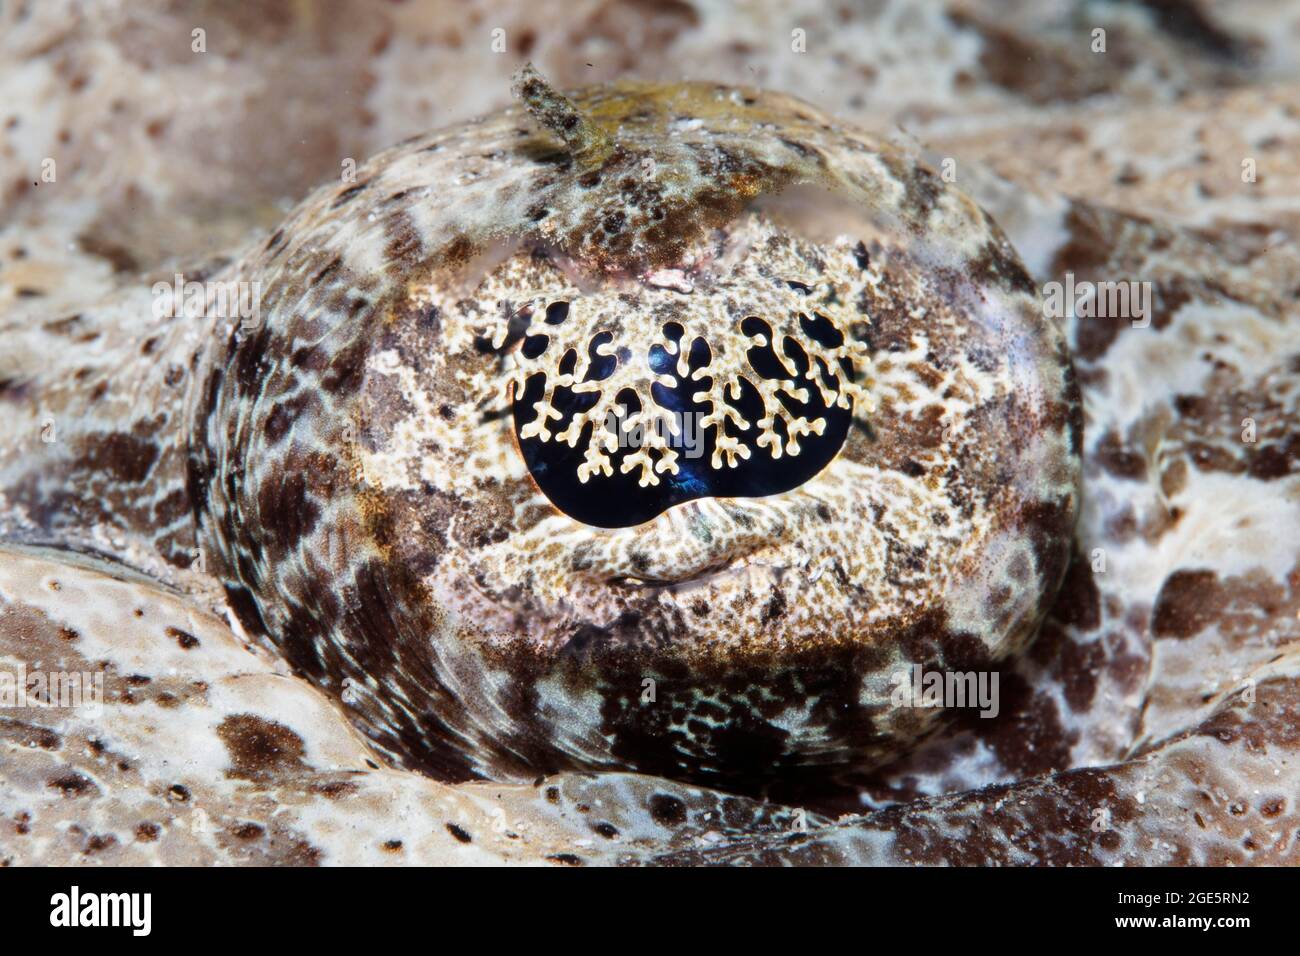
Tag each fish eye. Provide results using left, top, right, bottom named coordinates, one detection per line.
left=503, top=226, right=869, bottom=528
left=194, top=68, right=1080, bottom=792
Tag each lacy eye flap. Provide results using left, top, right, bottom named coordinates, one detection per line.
left=499, top=220, right=871, bottom=528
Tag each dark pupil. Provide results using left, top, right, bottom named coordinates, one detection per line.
left=513, top=317, right=854, bottom=528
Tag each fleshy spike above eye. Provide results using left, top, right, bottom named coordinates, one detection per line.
left=193, top=72, right=1080, bottom=794
left=512, top=63, right=613, bottom=166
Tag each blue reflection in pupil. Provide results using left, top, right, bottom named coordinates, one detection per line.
left=647, top=344, right=675, bottom=376
left=514, top=323, right=853, bottom=528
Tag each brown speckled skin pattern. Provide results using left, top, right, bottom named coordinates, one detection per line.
left=189, top=82, right=1079, bottom=795
left=2, top=0, right=1299, bottom=865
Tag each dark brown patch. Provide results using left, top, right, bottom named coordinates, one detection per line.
left=950, top=11, right=1125, bottom=105
left=384, top=211, right=425, bottom=268
left=762, top=590, right=787, bottom=624
left=0, top=717, right=62, bottom=750
left=321, top=337, right=369, bottom=395
left=135, top=822, right=160, bottom=842
left=75, top=430, right=160, bottom=484
left=217, top=713, right=309, bottom=780
left=648, top=793, right=687, bottom=827
left=1152, top=569, right=1224, bottom=639
left=1248, top=442, right=1296, bottom=481
left=83, top=833, right=117, bottom=854
left=1051, top=550, right=1103, bottom=632
left=331, top=181, right=369, bottom=208
left=1138, top=0, right=1251, bottom=61
left=308, top=779, right=359, bottom=800
left=967, top=237, right=1036, bottom=295
left=312, top=256, right=342, bottom=285
left=77, top=233, right=139, bottom=274
left=256, top=470, right=321, bottom=558
left=47, top=772, right=97, bottom=797
left=963, top=672, right=1074, bottom=777
left=1095, top=430, right=1146, bottom=480
left=223, top=584, right=269, bottom=638
left=165, top=626, right=199, bottom=649
left=262, top=393, right=315, bottom=445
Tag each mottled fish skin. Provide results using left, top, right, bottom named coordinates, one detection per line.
left=179, top=77, right=1078, bottom=794
left=3, top=0, right=1300, bottom=866
left=3, top=543, right=1297, bottom=866
left=0, top=543, right=809, bottom=865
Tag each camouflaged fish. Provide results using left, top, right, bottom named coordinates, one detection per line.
left=3, top=3, right=1300, bottom=865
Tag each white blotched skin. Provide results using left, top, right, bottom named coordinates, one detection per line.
left=3, top=0, right=1300, bottom=864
